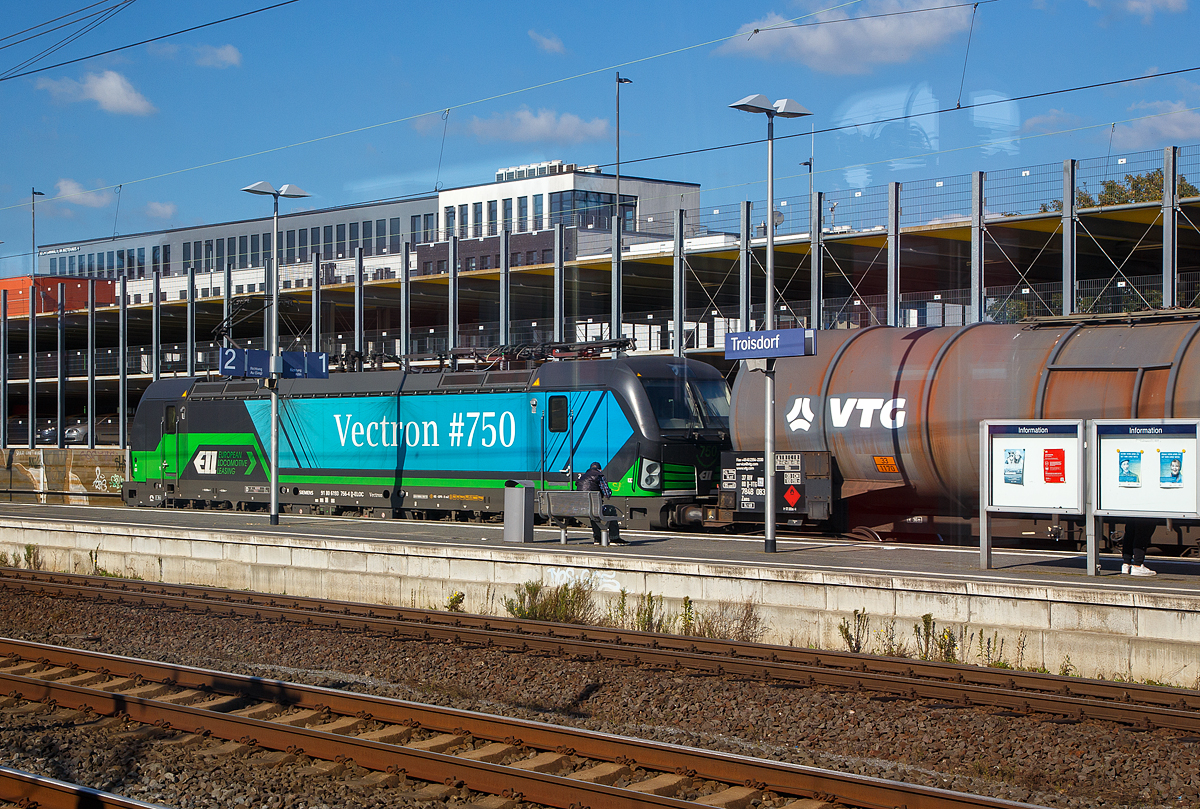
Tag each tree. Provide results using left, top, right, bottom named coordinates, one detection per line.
left=1074, top=169, right=1200, bottom=208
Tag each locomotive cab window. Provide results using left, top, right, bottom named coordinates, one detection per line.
left=548, top=396, right=569, bottom=432
left=641, top=375, right=730, bottom=431
left=164, top=405, right=177, bottom=434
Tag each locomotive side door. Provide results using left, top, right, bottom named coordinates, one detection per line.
left=155, top=403, right=179, bottom=491
left=541, top=394, right=574, bottom=490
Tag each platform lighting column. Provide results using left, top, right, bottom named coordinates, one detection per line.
left=56, top=283, right=65, bottom=448
left=223, top=263, right=232, bottom=349
left=187, top=265, right=196, bottom=375
left=1, top=291, right=7, bottom=449
left=152, top=270, right=161, bottom=382
left=887, top=183, right=901, bottom=326
left=730, top=94, right=811, bottom=554
left=739, top=201, right=751, bottom=329
left=810, top=191, right=824, bottom=329
left=448, top=236, right=459, bottom=356
left=354, top=246, right=364, bottom=363
left=553, top=224, right=565, bottom=343
left=673, top=210, right=685, bottom=357
left=399, top=245, right=411, bottom=367
left=612, top=73, right=632, bottom=345
left=500, top=229, right=511, bottom=346
left=1062, top=159, right=1076, bottom=316
left=30, top=189, right=44, bottom=277
left=970, top=172, right=985, bottom=323
left=310, top=253, right=320, bottom=353
left=241, top=181, right=311, bottom=527
left=87, top=281, right=95, bottom=449
left=119, top=274, right=127, bottom=449
left=28, top=283, right=36, bottom=450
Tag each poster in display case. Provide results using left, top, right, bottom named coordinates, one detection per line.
left=1091, top=420, right=1200, bottom=518
left=982, top=420, right=1084, bottom=515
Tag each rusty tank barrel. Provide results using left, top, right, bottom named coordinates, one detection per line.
left=730, top=318, right=1200, bottom=513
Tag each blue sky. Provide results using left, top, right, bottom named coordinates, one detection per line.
left=2, top=0, right=1199, bottom=276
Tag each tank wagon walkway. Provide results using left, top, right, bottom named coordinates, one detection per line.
left=1, top=503, right=1197, bottom=687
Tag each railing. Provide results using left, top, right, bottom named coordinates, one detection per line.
left=1076, top=149, right=1164, bottom=206
left=985, top=161, right=1061, bottom=217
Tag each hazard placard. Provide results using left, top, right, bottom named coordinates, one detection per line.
left=873, top=456, right=899, bottom=473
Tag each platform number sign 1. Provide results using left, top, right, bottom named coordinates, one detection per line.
left=217, top=348, right=329, bottom=379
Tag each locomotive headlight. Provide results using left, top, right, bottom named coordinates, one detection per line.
left=640, top=460, right=662, bottom=490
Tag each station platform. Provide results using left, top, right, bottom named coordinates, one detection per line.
left=1, top=503, right=1197, bottom=687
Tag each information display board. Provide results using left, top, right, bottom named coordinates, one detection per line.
left=981, top=420, right=1084, bottom=515
left=1091, top=419, right=1200, bottom=518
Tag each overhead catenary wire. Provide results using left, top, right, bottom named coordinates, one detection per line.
left=0, top=0, right=131, bottom=51
left=0, top=0, right=135, bottom=81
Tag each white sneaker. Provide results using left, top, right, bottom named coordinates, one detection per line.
left=1130, top=564, right=1157, bottom=577
left=1121, top=563, right=1131, bottom=574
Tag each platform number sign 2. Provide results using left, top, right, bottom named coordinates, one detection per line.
left=220, top=347, right=244, bottom=377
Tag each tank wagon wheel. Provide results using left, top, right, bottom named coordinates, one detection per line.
left=846, top=526, right=885, bottom=543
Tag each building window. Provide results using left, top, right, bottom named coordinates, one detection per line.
left=349, top=222, right=359, bottom=254
left=503, top=198, right=513, bottom=232
left=527, top=251, right=537, bottom=265
left=163, top=244, right=171, bottom=275
left=179, top=291, right=187, bottom=300
left=336, top=223, right=346, bottom=258
left=472, top=202, right=483, bottom=237
left=50, top=258, right=58, bottom=274
left=487, top=201, right=498, bottom=236
left=480, top=255, right=491, bottom=270
left=204, top=240, right=214, bottom=271
left=214, top=239, right=222, bottom=272
left=466, top=256, right=477, bottom=271
left=236, top=285, right=244, bottom=294
left=510, top=252, right=520, bottom=267
left=152, top=245, right=160, bottom=274
left=422, top=261, right=433, bottom=275
left=533, top=195, right=543, bottom=230
left=361, top=221, right=373, bottom=256
left=239, top=236, right=248, bottom=269
left=226, top=238, right=234, bottom=269
left=377, top=219, right=387, bottom=254
left=88, top=254, right=96, bottom=276
left=458, top=204, right=468, bottom=238
left=286, top=230, right=296, bottom=265
left=138, top=247, right=146, bottom=279
left=444, top=207, right=455, bottom=240
left=250, top=234, right=260, bottom=268
left=264, top=232, right=273, bottom=267
left=133, top=293, right=141, bottom=304
left=436, top=259, right=447, bottom=273
left=518, top=197, right=528, bottom=232
left=389, top=218, right=401, bottom=254
left=298, top=228, right=308, bottom=262
left=322, top=226, right=333, bottom=261
left=423, top=213, right=436, bottom=244
left=310, top=228, right=320, bottom=259
left=182, top=242, right=191, bottom=268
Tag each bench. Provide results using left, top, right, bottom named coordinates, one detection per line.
left=536, top=490, right=622, bottom=546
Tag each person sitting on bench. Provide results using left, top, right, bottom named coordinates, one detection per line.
left=577, top=462, right=627, bottom=545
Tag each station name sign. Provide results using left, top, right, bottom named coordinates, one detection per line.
left=724, top=328, right=815, bottom=360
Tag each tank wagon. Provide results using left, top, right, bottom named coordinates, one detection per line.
left=122, top=355, right=730, bottom=529
left=728, top=314, right=1200, bottom=551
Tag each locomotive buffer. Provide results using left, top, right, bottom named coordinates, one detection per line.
left=725, top=328, right=816, bottom=552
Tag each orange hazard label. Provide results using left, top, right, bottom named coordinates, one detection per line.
left=873, top=456, right=900, bottom=474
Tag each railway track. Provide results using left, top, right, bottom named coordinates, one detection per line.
left=0, top=764, right=168, bottom=809
left=0, top=638, right=1044, bottom=809
left=2, top=567, right=1198, bottom=733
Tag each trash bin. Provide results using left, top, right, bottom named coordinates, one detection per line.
left=503, top=480, right=535, bottom=543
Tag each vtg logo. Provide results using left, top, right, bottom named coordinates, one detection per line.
left=785, top=397, right=907, bottom=432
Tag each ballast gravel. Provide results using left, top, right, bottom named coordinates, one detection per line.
left=0, top=588, right=1196, bottom=809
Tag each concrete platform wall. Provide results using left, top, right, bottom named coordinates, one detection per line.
left=2, top=518, right=1197, bottom=687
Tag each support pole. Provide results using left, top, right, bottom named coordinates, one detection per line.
left=447, top=236, right=459, bottom=353
left=739, top=200, right=752, bottom=329
left=310, top=253, right=320, bottom=353
left=886, top=182, right=901, bottom=326
left=0, top=291, right=7, bottom=449
left=553, top=224, right=565, bottom=343
left=152, top=270, right=161, bottom=381
left=979, top=423, right=991, bottom=569
left=765, top=114, right=776, bottom=555
left=186, top=266, right=196, bottom=376
left=56, top=283, right=65, bottom=448
left=87, top=281, right=95, bottom=449
left=810, top=191, right=824, bottom=330
left=1164, top=146, right=1178, bottom=309
left=399, top=243, right=410, bottom=365
left=970, top=171, right=986, bottom=323
left=119, top=275, right=127, bottom=449
left=500, top=229, right=511, bottom=346
left=673, top=209, right=685, bottom=357
left=354, top=246, right=364, bottom=361
left=611, top=220, right=622, bottom=341
left=1062, top=159, right=1077, bottom=316
left=223, top=263, right=232, bottom=348
left=27, top=283, right=35, bottom=450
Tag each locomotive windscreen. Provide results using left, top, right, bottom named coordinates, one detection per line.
left=640, top=373, right=730, bottom=431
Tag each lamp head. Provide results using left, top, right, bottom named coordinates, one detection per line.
left=617, top=77, right=632, bottom=84
left=241, top=181, right=277, bottom=196
left=729, top=94, right=774, bottom=115
left=773, top=98, right=811, bottom=118
left=278, top=184, right=310, bottom=199
left=32, top=190, right=45, bottom=196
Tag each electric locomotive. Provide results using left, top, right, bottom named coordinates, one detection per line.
left=122, top=355, right=731, bottom=529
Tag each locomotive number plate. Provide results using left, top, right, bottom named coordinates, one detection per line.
left=873, top=456, right=900, bottom=474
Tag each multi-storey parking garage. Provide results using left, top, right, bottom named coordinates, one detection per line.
left=2, top=144, right=1199, bottom=448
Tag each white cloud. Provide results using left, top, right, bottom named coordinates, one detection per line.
left=145, top=201, right=177, bottom=219
left=54, top=179, right=114, bottom=208
left=1112, top=100, right=1200, bottom=149
left=36, top=70, right=155, bottom=115
left=193, top=44, right=241, bottom=68
left=719, top=2, right=974, bottom=74
left=528, top=29, right=565, bottom=54
left=467, top=107, right=607, bottom=143
left=1086, top=0, right=1186, bottom=21
left=1022, top=108, right=1083, bottom=134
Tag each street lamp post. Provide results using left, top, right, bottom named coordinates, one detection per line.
left=31, top=188, right=44, bottom=276
left=241, top=181, right=310, bottom=526
left=612, top=72, right=633, bottom=344
left=730, top=95, right=810, bottom=554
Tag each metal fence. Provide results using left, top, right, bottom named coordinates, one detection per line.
left=984, top=161, right=1061, bottom=217
left=1076, top=148, right=1164, bottom=207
